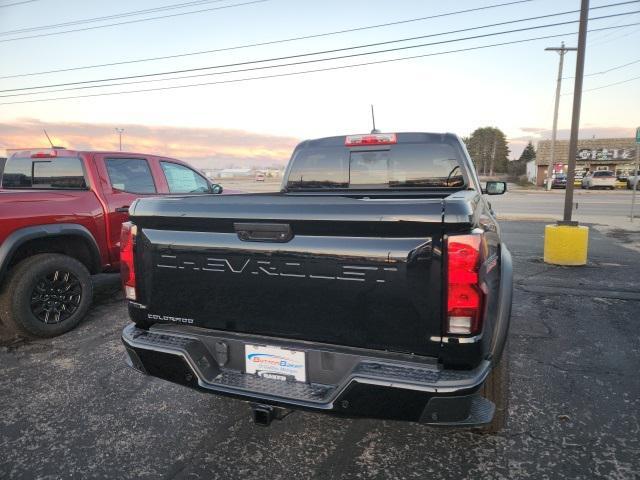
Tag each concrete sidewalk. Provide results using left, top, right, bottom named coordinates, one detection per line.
left=495, top=214, right=640, bottom=253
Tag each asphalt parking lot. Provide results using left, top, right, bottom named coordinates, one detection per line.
left=1, top=220, right=639, bottom=480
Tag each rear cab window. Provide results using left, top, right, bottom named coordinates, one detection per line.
left=1, top=155, right=87, bottom=189
left=594, top=171, right=614, bottom=177
left=286, top=133, right=468, bottom=191
left=105, top=158, right=156, bottom=193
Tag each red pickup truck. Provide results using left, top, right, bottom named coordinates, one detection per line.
left=0, top=147, right=222, bottom=338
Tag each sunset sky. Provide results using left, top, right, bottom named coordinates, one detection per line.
left=1, top=0, right=639, bottom=167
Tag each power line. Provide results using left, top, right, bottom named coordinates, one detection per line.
left=0, top=0, right=231, bottom=36
left=2, top=0, right=637, bottom=81
left=12, top=22, right=640, bottom=99
left=3, top=9, right=640, bottom=95
left=0, top=0, right=537, bottom=79
left=564, top=57, right=640, bottom=79
left=590, top=23, right=640, bottom=46
left=563, top=73, right=640, bottom=94
left=0, top=0, right=39, bottom=7
left=584, top=73, right=640, bottom=91
left=586, top=16, right=628, bottom=41
left=0, top=0, right=268, bottom=43
left=2, top=22, right=637, bottom=106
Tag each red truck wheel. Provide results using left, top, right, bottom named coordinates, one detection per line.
left=0, top=254, right=93, bottom=338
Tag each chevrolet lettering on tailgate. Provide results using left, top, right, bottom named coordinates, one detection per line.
left=156, top=254, right=399, bottom=283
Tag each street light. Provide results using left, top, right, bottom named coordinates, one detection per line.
left=115, top=128, right=124, bottom=152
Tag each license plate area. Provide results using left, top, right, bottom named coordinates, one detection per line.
left=244, top=344, right=306, bottom=382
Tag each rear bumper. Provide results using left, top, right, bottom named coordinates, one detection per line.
left=122, top=324, right=495, bottom=425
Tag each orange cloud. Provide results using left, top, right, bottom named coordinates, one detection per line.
left=0, top=119, right=299, bottom=168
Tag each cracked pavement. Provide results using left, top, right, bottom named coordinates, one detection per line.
left=0, top=221, right=639, bottom=479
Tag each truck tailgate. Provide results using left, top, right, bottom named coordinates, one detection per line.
left=130, top=195, right=446, bottom=356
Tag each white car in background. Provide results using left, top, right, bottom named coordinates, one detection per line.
left=581, top=170, right=616, bottom=190
left=626, top=170, right=640, bottom=190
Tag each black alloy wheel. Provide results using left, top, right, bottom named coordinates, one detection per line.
left=30, top=270, right=82, bottom=324
left=0, top=254, right=93, bottom=337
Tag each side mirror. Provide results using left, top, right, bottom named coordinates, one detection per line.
left=485, top=181, right=507, bottom=195
left=211, top=184, right=223, bottom=194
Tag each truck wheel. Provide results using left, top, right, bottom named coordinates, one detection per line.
left=0, top=254, right=93, bottom=338
left=476, top=343, right=509, bottom=434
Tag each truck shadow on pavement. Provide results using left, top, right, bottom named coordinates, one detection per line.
left=0, top=223, right=639, bottom=479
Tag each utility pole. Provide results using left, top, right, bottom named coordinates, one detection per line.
left=631, top=126, right=640, bottom=221
left=370, top=105, right=380, bottom=134
left=562, top=0, right=589, bottom=223
left=544, top=42, right=577, bottom=191
left=115, top=128, right=124, bottom=151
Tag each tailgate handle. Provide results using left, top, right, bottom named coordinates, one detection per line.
left=234, top=223, right=293, bottom=243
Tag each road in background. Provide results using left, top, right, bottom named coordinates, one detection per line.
left=220, top=178, right=640, bottom=229
left=219, top=178, right=282, bottom=193
left=490, top=189, right=639, bottom=221
left=1, top=221, right=638, bottom=479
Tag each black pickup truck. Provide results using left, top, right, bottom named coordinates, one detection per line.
left=121, top=132, right=513, bottom=432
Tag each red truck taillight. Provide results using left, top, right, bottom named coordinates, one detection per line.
left=30, top=150, right=58, bottom=158
left=120, top=222, right=137, bottom=300
left=345, top=133, right=397, bottom=146
left=446, top=234, right=484, bottom=336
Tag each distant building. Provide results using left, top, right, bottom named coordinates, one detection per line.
left=200, top=166, right=284, bottom=179
left=263, top=167, right=284, bottom=178
left=219, top=168, right=252, bottom=178
left=525, top=159, right=537, bottom=184
left=535, top=137, right=637, bottom=186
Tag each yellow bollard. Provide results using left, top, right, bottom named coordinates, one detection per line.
left=543, top=224, right=589, bottom=266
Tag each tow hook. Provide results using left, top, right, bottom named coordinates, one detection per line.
left=250, top=403, right=290, bottom=426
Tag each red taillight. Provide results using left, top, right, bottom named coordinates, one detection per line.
left=120, top=222, right=137, bottom=300
left=30, top=150, right=57, bottom=158
left=345, top=133, right=397, bottom=146
left=446, top=235, right=483, bottom=335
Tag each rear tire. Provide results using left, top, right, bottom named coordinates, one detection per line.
left=0, top=254, right=93, bottom=338
left=476, top=343, right=509, bottom=434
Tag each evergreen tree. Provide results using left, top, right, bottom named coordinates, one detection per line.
left=519, top=141, right=536, bottom=162
left=507, top=141, right=536, bottom=177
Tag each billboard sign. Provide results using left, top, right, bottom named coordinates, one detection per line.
left=576, top=148, right=636, bottom=161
